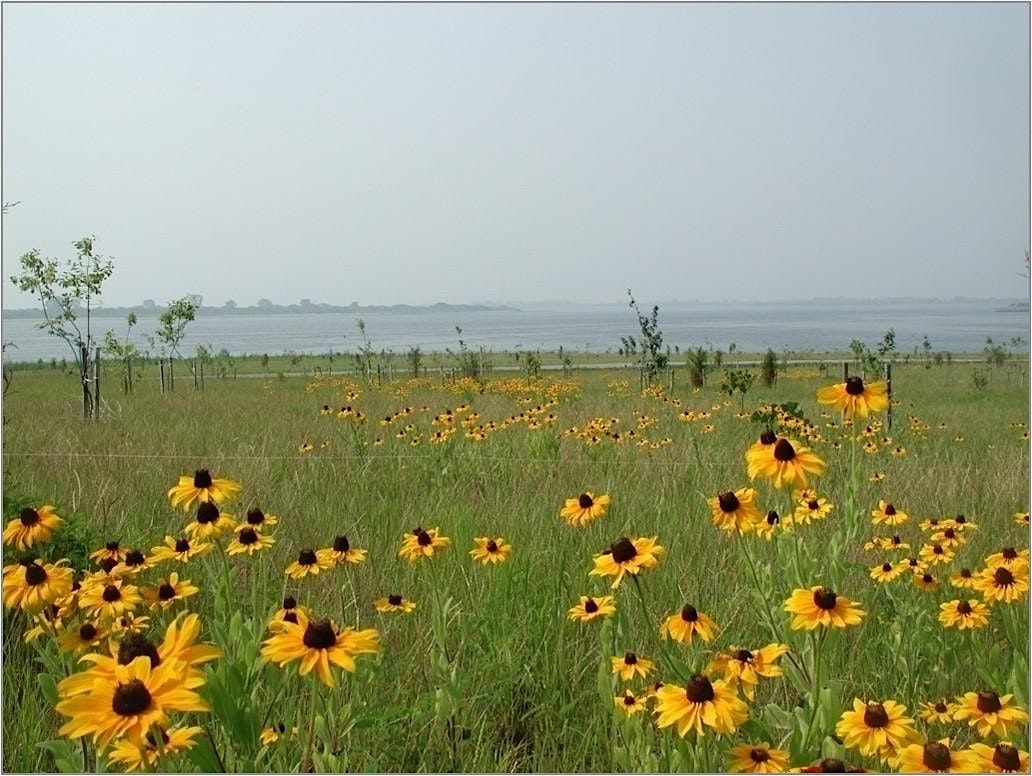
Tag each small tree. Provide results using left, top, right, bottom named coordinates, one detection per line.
left=356, top=319, right=374, bottom=378
left=625, top=290, right=668, bottom=385
left=407, top=346, right=423, bottom=378
left=156, top=296, right=198, bottom=390
left=10, top=236, right=114, bottom=419
left=720, top=368, right=755, bottom=410
left=760, top=348, right=779, bottom=388
left=102, top=313, right=139, bottom=393
left=687, top=347, right=709, bottom=388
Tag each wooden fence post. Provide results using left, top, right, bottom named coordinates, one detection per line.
left=160, top=359, right=166, bottom=394
left=94, top=347, right=101, bottom=421
left=842, top=362, right=849, bottom=381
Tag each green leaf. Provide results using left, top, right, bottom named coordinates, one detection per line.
left=186, top=732, right=223, bottom=773
left=38, top=739, right=80, bottom=773
left=37, top=672, right=59, bottom=705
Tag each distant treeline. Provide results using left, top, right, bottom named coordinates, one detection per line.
left=2, top=301, right=518, bottom=319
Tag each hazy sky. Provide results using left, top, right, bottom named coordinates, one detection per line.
left=2, top=3, right=1029, bottom=307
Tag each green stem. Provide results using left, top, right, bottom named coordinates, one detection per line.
left=630, top=575, right=689, bottom=683
left=800, top=629, right=827, bottom=755
left=301, top=686, right=319, bottom=772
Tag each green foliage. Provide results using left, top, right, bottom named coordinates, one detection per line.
left=760, top=348, right=779, bottom=388
left=720, top=368, right=755, bottom=407
left=157, top=296, right=199, bottom=358
left=625, top=290, right=668, bottom=384
left=687, top=347, right=708, bottom=388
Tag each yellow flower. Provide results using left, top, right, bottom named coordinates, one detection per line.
left=285, top=548, right=335, bottom=579
left=953, top=691, right=1029, bottom=739
left=322, top=535, right=367, bottom=565
left=57, top=620, right=108, bottom=654
left=835, top=698, right=921, bottom=758
left=707, top=643, right=789, bottom=700
left=985, top=547, right=1030, bottom=569
left=3, top=505, right=63, bottom=550
left=398, top=527, right=451, bottom=563
left=949, top=568, right=977, bottom=590
left=864, top=535, right=909, bottom=552
left=140, top=573, right=200, bottom=610
left=974, top=562, right=1029, bottom=604
left=653, top=674, right=749, bottom=737
left=919, top=699, right=958, bottom=725
left=106, top=726, right=203, bottom=772
left=869, top=561, right=905, bottom=583
left=226, top=527, right=276, bottom=556
left=589, top=536, right=664, bottom=588
left=568, top=595, right=616, bottom=622
left=784, top=586, right=865, bottom=630
left=871, top=500, right=908, bottom=526
left=614, top=691, right=647, bottom=716
left=469, top=537, right=512, bottom=565
left=260, top=618, right=379, bottom=687
left=611, top=652, right=654, bottom=681
left=727, top=743, right=790, bottom=773
left=895, top=738, right=980, bottom=773
left=919, top=543, right=955, bottom=567
left=2, top=558, right=74, bottom=612
left=793, top=496, right=834, bottom=525
left=660, top=603, right=718, bottom=643
left=149, top=536, right=212, bottom=564
left=746, top=436, right=826, bottom=490
left=269, top=596, right=309, bottom=631
left=374, top=595, right=416, bottom=614
left=969, top=742, right=1030, bottom=773
left=259, top=723, right=299, bottom=746
left=167, top=469, right=241, bottom=512
left=709, top=489, right=763, bottom=535
left=560, top=492, right=612, bottom=526
left=817, top=377, right=889, bottom=417
left=239, top=507, right=279, bottom=529
left=938, top=599, right=989, bottom=630
left=914, top=573, right=939, bottom=592
left=183, top=502, right=237, bottom=541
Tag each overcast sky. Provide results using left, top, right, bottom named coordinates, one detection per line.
left=2, top=3, right=1029, bottom=308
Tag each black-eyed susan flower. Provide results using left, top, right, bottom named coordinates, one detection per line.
left=3, top=505, right=63, bottom=551
left=870, top=561, right=905, bottom=583
left=285, top=548, right=334, bottom=579
left=709, top=489, right=762, bottom=535
left=870, top=472, right=886, bottom=483
left=184, top=502, right=237, bottom=541
left=920, top=543, right=955, bottom=567
left=374, top=594, right=416, bottom=614
left=793, top=496, right=834, bottom=525
left=323, top=535, right=367, bottom=565
left=796, top=757, right=865, bottom=773
left=56, top=656, right=209, bottom=747
left=931, top=527, right=966, bottom=549
left=614, top=690, right=647, bottom=717
left=168, top=469, right=241, bottom=512
left=817, top=376, right=889, bottom=417
left=79, top=578, right=142, bottom=621
left=114, top=549, right=153, bottom=577
left=919, top=699, right=958, bottom=725
left=589, top=536, right=664, bottom=588
left=90, top=541, right=127, bottom=566
left=895, top=739, right=979, bottom=773
left=559, top=492, right=611, bottom=526
left=784, top=586, right=865, bottom=631
left=969, top=742, right=1030, bottom=773
left=727, top=743, right=790, bottom=773
left=1014, top=512, right=1030, bottom=527
left=914, top=573, right=938, bottom=592
left=269, top=596, right=309, bottom=630
left=227, top=527, right=276, bottom=556
left=259, top=722, right=299, bottom=746
left=611, top=652, right=654, bottom=681
left=950, top=567, right=977, bottom=590
left=3, top=558, right=74, bottom=612
left=469, top=537, right=512, bottom=565
left=747, top=437, right=826, bottom=490
left=398, top=527, right=451, bottom=563
left=653, top=674, right=749, bottom=737
left=150, top=536, right=212, bottom=564
left=568, top=595, right=615, bottom=622
left=755, top=510, right=788, bottom=541
left=864, top=535, right=910, bottom=552
left=140, top=573, right=199, bottom=611
left=835, top=699, right=921, bottom=758
left=260, top=618, right=379, bottom=688
left=871, top=501, right=908, bottom=526
left=242, top=507, right=279, bottom=529
left=938, top=599, right=989, bottom=630
left=58, top=620, right=108, bottom=654
left=660, top=603, right=718, bottom=644
left=106, top=726, right=202, bottom=772
left=108, top=612, right=151, bottom=637
left=905, top=557, right=929, bottom=576
left=707, top=643, right=789, bottom=700
left=953, top=691, right=1029, bottom=739
left=974, top=562, right=1029, bottom=603
left=985, top=547, right=1030, bottom=569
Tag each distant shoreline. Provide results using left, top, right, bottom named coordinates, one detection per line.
left=1, top=302, right=519, bottom=319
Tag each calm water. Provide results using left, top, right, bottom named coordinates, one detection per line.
left=2, top=299, right=1028, bottom=362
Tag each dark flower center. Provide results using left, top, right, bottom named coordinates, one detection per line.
left=298, top=549, right=317, bottom=566
left=486, top=540, right=499, bottom=553
left=943, top=528, right=956, bottom=539
left=24, top=563, right=47, bottom=586
left=684, top=675, right=715, bottom=703
left=933, top=545, right=944, bottom=555
left=681, top=603, right=699, bottom=622
left=759, top=430, right=777, bottom=445
left=817, top=758, right=847, bottom=773
left=920, top=574, right=934, bottom=585
left=610, top=538, right=637, bottom=563
left=283, top=612, right=298, bottom=624
left=808, top=500, right=819, bottom=510
left=863, top=703, right=889, bottom=728
left=578, top=493, right=594, bottom=509
left=750, top=748, right=771, bottom=763
left=118, top=634, right=161, bottom=666
left=813, top=587, right=837, bottom=610
left=79, top=622, right=98, bottom=640
left=146, top=729, right=170, bottom=748
left=735, top=649, right=754, bottom=663
left=276, top=722, right=287, bottom=733
left=302, top=620, right=337, bottom=650
left=193, top=469, right=213, bottom=488
left=102, top=585, right=122, bottom=602
left=19, top=507, right=40, bottom=526
left=1002, top=547, right=1018, bottom=559
left=881, top=563, right=893, bottom=572
left=977, top=691, right=1003, bottom=713
left=994, top=567, right=1016, bottom=586
left=112, top=679, right=153, bottom=716
left=99, top=558, right=119, bottom=573
left=283, top=596, right=297, bottom=609
left=718, top=491, right=740, bottom=512
left=993, top=744, right=1021, bottom=771
left=927, top=518, right=939, bottom=527
left=416, top=530, right=433, bottom=547
left=623, top=652, right=638, bottom=665
left=892, top=536, right=902, bottom=545
left=954, top=515, right=967, bottom=524
left=773, top=438, right=796, bottom=461
left=844, top=376, right=865, bottom=395
left=584, top=598, right=599, bottom=614
left=239, top=528, right=259, bottom=545
left=956, top=600, right=972, bottom=615
left=175, top=539, right=191, bottom=552
left=333, top=535, right=350, bottom=552
left=246, top=508, right=266, bottom=525
left=908, top=558, right=919, bottom=568
left=125, top=550, right=146, bottom=567
left=388, top=594, right=403, bottom=606
left=158, top=583, right=177, bottom=601
left=623, top=694, right=637, bottom=706
left=884, top=504, right=896, bottom=516
left=923, top=743, right=952, bottom=771
left=766, top=510, right=780, bottom=526
left=106, top=541, right=120, bottom=551
left=934, top=702, right=948, bottom=713
left=196, top=502, right=220, bottom=524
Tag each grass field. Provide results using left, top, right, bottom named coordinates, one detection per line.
left=2, top=356, right=1029, bottom=773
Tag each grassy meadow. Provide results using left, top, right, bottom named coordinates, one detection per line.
left=2, top=354, right=1029, bottom=773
